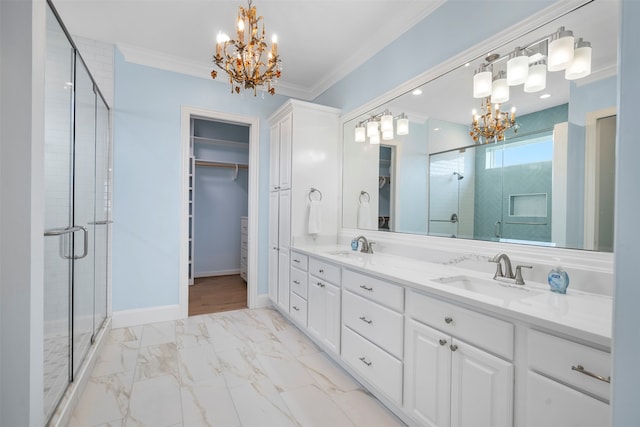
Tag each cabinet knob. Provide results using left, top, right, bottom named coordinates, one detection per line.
left=317, top=282, right=325, bottom=288
left=359, top=285, right=373, bottom=292
left=293, top=259, right=300, bottom=263
left=272, top=246, right=277, bottom=250
left=444, top=317, right=453, bottom=324
left=293, top=280, right=300, bottom=284
left=319, top=268, right=324, bottom=274
left=292, top=306, right=300, bottom=311
left=359, top=316, right=373, bottom=324
left=359, top=356, right=372, bottom=367
left=450, top=344, right=458, bottom=352
left=439, top=339, right=447, bottom=346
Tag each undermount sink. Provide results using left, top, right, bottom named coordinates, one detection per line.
left=432, top=275, right=542, bottom=300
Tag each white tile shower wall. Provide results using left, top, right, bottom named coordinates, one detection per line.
left=73, top=36, right=114, bottom=107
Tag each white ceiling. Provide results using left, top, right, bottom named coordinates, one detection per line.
left=52, top=0, right=445, bottom=100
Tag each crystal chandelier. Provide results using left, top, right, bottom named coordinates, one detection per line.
left=211, top=0, right=282, bottom=96
left=470, top=97, right=517, bottom=144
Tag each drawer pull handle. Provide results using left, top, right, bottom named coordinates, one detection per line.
left=317, top=282, right=325, bottom=288
left=360, top=285, right=373, bottom=292
left=450, top=344, right=458, bottom=352
left=293, top=259, right=300, bottom=263
left=292, top=306, right=300, bottom=311
left=444, top=317, right=453, bottom=324
left=293, top=280, right=300, bottom=284
left=571, top=365, right=611, bottom=384
left=359, top=316, right=373, bottom=324
left=439, top=339, right=447, bottom=346
left=359, top=357, right=372, bottom=367
left=319, top=268, right=324, bottom=274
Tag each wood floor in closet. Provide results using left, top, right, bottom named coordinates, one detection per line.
left=189, top=274, right=248, bottom=316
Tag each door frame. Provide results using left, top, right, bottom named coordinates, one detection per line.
left=179, top=106, right=260, bottom=317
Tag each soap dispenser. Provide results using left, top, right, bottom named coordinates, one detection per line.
left=548, top=258, right=570, bottom=294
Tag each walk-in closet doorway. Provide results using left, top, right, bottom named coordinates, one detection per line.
left=180, top=107, right=260, bottom=317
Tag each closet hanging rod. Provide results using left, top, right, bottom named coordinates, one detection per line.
left=195, top=160, right=248, bottom=169
left=191, top=136, right=249, bottom=150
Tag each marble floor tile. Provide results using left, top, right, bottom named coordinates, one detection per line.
left=253, top=339, right=315, bottom=392
left=280, top=383, right=355, bottom=427
left=204, top=314, right=246, bottom=352
left=68, top=370, right=134, bottom=426
left=229, top=380, right=299, bottom=427
left=92, top=340, right=140, bottom=377
left=181, top=380, right=241, bottom=427
left=135, top=342, right=179, bottom=382
left=176, top=315, right=211, bottom=349
left=216, top=344, right=267, bottom=389
left=298, top=351, right=361, bottom=397
left=333, top=388, right=406, bottom=427
left=178, top=343, right=225, bottom=386
left=225, top=309, right=280, bottom=344
left=139, top=321, right=176, bottom=348
left=109, top=325, right=143, bottom=345
left=127, top=375, right=182, bottom=427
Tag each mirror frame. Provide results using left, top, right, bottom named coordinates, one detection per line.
left=338, top=0, right=614, bottom=273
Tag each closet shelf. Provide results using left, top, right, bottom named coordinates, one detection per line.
left=192, top=136, right=249, bottom=150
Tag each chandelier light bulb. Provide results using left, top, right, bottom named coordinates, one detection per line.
left=369, top=132, right=381, bottom=145
left=355, top=125, right=366, bottom=143
left=380, top=111, right=393, bottom=133
left=506, top=48, right=529, bottom=86
left=491, top=71, right=509, bottom=104
left=548, top=27, right=575, bottom=71
left=366, top=120, right=379, bottom=138
left=473, top=68, right=492, bottom=98
left=396, top=115, right=409, bottom=135
left=565, top=38, right=592, bottom=80
left=524, top=61, right=547, bottom=92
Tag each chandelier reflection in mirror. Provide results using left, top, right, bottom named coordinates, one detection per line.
left=473, top=26, right=592, bottom=103
left=470, top=97, right=517, bottom=144
left=354, top=110, right=409, bottom=144
left=211, top=0, right=282, bottom=96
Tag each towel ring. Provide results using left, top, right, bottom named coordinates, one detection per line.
left=309, top=187, right=323, bottom=202
left=359, top=191, right=370, bottom=203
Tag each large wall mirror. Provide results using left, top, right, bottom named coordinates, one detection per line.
left=342, top=0, right=617, bottom=252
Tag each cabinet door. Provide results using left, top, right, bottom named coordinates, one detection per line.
left=323, top=282, right=341, bottom=354
left=404, top=319, right=451, bottom=427
left=525, top=371, right=609, bottom=427
left=307, top=278, right=324, bottom=340
left=450, top=339, right=513, bottom=427
left=269, top=122, right=280, bottom=191
left=268, top=191, right=279, bottom=303
left=278, top=112, right=292, bottom=190
left=277, top=249, right=290, bottom=312
left=278, top=190, right=291, bottom=250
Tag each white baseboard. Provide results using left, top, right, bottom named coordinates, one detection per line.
left=253, top=293, right=272, bottom=309
left=194, top=269, right=240, bottom=278
left=112, top=304, right=183, bottom=328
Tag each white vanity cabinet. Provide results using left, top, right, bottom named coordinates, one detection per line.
left=307, top=257, right=341, bottom=354
left=524, top=329, right=610, bottom=427
left=289, top=251, right=309, bottom=327
left=269, top=190, right=290, bottom=311
left=404, top=289, right=514, bottom=427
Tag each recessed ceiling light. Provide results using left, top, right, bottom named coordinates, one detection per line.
left=434, top=127, right=440, bottom=131
left=540, top=93, right=551, bottom=99
left=412, top=89, right=423, bottom=96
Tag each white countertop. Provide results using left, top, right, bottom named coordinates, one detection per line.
left=293, top=244, right=612, bottom=348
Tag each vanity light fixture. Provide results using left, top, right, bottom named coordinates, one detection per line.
left=211, top=0, right=282, bottom=96
left=470, top=97, right=517, bottom=144
left=472, top=26, right=591, bottom=99
left=354, top=110, right=409, bottom=144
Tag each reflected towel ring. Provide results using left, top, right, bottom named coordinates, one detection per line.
left=359, top=191, right=370, bottom=203
left=309, top=187, right=323, bottom=202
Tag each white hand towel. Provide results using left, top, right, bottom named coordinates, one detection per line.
left=358, top=200, right=371, bottom=229
left=308, top=199, right=321, bottom=235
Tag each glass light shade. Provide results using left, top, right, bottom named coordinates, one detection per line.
left=396, top=117, right=409, bottom=135
left=506, top=50, right=529, bottom=86
left=366, top=120, right=379, bottom=138
left=369, top=132, right=380, bottom=145
left=473, top=70, right=492, bottom=98
left=524, top=62, right=547, bottom=93
left=491, top=73, right=509, bottom=104
left=548, top=28, right=575, bottom=71
left=355, top=125, right=366, bottom=142
left=380, top=112, right=393, bottom=132
left=382, top=129, right=394, bottom=140
left=565, top=39, right=592, bottom=80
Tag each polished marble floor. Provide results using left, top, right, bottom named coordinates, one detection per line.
left=68, top=307, right=406, bottom=427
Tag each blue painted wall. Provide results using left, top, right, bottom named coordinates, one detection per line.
left=396, top=121, right=428, bottom=234
left=112, top=49, right=287, bottom=311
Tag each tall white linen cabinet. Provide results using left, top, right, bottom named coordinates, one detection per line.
left=268, top=100, right=341, bottom=312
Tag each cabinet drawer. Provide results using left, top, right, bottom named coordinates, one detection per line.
left=526, top=371, right=609, bottom=427
left=342, top=326, right=403, bottom=405
left=309, top=258, right=341, bottom=285
left=290, top=267, right=308, bottom=299
left=342, top=269, right=404, bottom=312
left=528, top=329, right=610, bottom=400
left=290, top=251, right=308, bottom=271
left=290, top=293, right=307, bottom=327
left=343, top=290, right=403, bottom=359
left=407, top=289, right=513, bottom=360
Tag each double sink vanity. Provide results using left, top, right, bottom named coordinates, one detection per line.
left=274, top=242, right=612, bottom=427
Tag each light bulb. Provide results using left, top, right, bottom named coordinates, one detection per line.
left=548, top=27, right=575, bottom=71
left=380, top=111, right=393, bottom=133
left=473, top=68, right=492, bottom=98
left=366, top=121, right=379, bottom=138
left=355, top=125, right=366, bottom=143
left=565, top=38, right=592, bottom=80
left=396, top=115, right=409, bottom=135
left=382, top=129, right=394, bottom=140
left=506, top=48, right=529, bottom=86
left=369, top=132, right=380, bottom=145
left=524, top=61, right=547, bottom=93
left=491, top=71, right=509, bottom=104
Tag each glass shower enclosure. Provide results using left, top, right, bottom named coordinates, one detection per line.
left=43, top=3, right=111, bottom=421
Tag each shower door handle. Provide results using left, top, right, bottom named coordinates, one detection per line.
left=44, top=225, right=89, bottom=260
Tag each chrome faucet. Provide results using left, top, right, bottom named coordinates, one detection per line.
left=354, top=235, right=375, bottom=254
left=489, top=253, right=532, bottom=285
